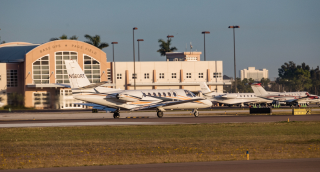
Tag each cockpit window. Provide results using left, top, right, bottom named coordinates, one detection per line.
left=163, top=92, right=166, bottom=97
left=173, top=92, right=177, bottom=97
left=168, top=92, right=171, bottom=97
left=158, top=92, right=162, bottom=97
left=148, top=93, right=151, bottom=96
left=184, top=90, right=195, bottom=97
left=153, top=93, right=157, bottom=97
left=142, top=93, right=146, bottom=97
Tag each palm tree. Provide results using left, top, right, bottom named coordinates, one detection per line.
left=84, top=34, right=109, bottom=49
left=157, top=39, right=177, bottom=56
left=50, top=34, right=78, bottom=41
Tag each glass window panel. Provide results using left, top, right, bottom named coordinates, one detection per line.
left=42, top=75, right=49, bottom=79
left=84, top=65, right=91, bottom=69
left=56, top=52, right=62, bottom=55
left=34, top=80, right=41, bottom=84
left=64, top=80, right=70, bottom=83
left=56, top=66, right=62, bottom=69
left=71, top=52, right=77, bottom=55
left=56, top=56, right=62, bottom=60
left=42, top=66, right=49, bottom=69
left=92, top=65, right=100, bottom=69
left=56, top=75, right=63, bottom=79
left=87, top=75, right=92, bottom=78
left=34, top=71, right=41, bottom=74
left=93, top=75, right=100, bottom=78
left=56, top=70, right=62, bottom=74
left=71, top=56, right=77, bottom=60
left=63, top=70, right=67, bottom=73
left=63, top=56, right=69, bottom=60
left=64, top=75, right=69, bottom=79
left=92, top=70, right=100, bottom=74
left=63, top=52, right=69, bottom=55
left=85, top=70, right=92, bottom=74
left=92, top=60, right=99, bottom=64
left=84, top=61, right=91, bottom=64
left=34, top=61, right=40, bottom=65
left=42, top=80, right=49, bottom=84
left=56, top=61, right=62, bottom=65
left=42, top=56, right=49, bottom=60
left=34, top=75, right=41, bottom=79
left=84, top=56, right=91, bottom=60
left=57, top=80, right=63, bottom=83
left=42, top=71, right=49, bottom=74
left=33, top=66, right=40, bottom=70
left=41, top=61, right=48, bottom=65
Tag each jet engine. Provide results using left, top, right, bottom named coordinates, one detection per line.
left=116, top=91, right=143, bottom=102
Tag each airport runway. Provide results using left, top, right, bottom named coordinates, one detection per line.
left=1, top=158, right=319, bottom=172
left=0, top=114, right=320, bottom=128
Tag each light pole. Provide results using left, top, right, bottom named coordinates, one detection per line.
left=137, top=39, right=144, bottom=62
left=228, top=25, right=240, bottom=93
left=111, top=42, right=118, bottom=89
left=201, top=31, right=210, bottom=61
left=167, top=35, right=174, bottom=52
left=133, top=27, right=138, bottom=90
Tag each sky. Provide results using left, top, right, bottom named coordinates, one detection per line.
left=0, top=0, right=319, bottom=80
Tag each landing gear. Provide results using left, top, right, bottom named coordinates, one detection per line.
left=192, top=109, right=199, bottom=117
left=113, top=112, right=120, bottom=118
left=157, top=111, right=163, bottom=118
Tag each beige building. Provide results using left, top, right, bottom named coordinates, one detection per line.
left=240, top=67, right=268, bottom=81
left=112, top=61, right=227, bottom=92
left=0, top=40, right=230, bottom=109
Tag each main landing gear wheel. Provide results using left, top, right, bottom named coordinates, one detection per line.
left=113, top=112, right=120, bottom=119
left=194, top=111, right=199, bottom=117
left=157, top=111, right=163, bottom=118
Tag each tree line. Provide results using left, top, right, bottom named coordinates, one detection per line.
left=225, top=61, right=320, bottom=95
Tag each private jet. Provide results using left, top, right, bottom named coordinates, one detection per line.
left=65, top=60, right=212, bottom=118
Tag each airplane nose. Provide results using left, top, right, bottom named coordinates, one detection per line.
left=203, top=99, right=212, bottom=107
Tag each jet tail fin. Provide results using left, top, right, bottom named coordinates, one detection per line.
left=250, top=83, right=268, bottom=96
left=199, top=82, right=211, bottom=94
left=65, top=60, right=91, bottom=89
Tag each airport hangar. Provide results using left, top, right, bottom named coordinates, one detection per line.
left=0, top=40, right=230, bottom=109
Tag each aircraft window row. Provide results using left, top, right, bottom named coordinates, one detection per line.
left=186, top=73, right=192, bottom=78
left=172, top=73, right=176, bottom=78
left=239, top=95, right=256, bottom=97
left=145, top=92, right=176, bottom=97
left=132, top=73, right=137, bottom=79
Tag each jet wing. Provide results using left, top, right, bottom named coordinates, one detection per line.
left=73, top=103, right=117, bottom=112
left=130, top=98, right=204, bottom=111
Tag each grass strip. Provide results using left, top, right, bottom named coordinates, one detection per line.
left=0, top=121, right=320, bottom=169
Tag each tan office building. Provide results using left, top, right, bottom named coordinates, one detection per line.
left=0, top=40, right=230, bottom=109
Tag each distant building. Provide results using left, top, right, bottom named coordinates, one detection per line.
left=240, top=67, right=268, bottom=81
left=165, top=52, right=202, bottom=61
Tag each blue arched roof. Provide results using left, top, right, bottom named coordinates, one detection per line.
left=0, top=44, right=39, bottom=62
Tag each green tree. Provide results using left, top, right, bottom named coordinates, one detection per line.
left=50, top=34, right=78, bottom=41
left=84, top=34, right=109, bottom=49
left=157, top=39, right=177, bottom=56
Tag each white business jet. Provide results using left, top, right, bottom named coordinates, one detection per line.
left=64, top=60, right=212, bottom=118
left=251, top=83, right=319, bottom=106
left=199, top=82, right=272, bottom=107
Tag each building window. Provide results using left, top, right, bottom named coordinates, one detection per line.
left=34, top=92, right=50, bottom=108
left=213, top=72, right=222, bottom=78
left=117, top=73, right=122, bottom=79
left=33, top=56, right=49, bottom=84
left=84, top=55, right=100, bottom=83
left=159, top=73, right=164, bottom=79
left=186, top=57, right=197, bottom=61
left=7, top=70, right=18, bottom=87
left=132, top=73, right=137, bottom=79
left=172, top=73, right=176, bottom=78
left=186, top=73, right=191, bottom=78
left=107, top=68, right=111, bottom=81
left=0, top=75, right=1, bottom=81
left=56, top=52, right=77, bottom=84
left=198, top=73, right=203, bottom=78
left=144, top=73, right=149, bottom=79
